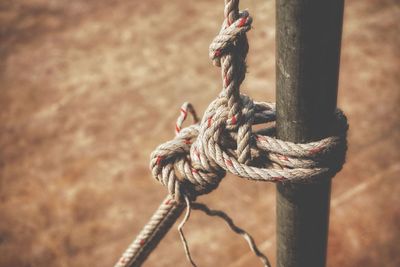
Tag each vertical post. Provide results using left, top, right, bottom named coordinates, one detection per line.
left=275, top=0, right=344, bottom=267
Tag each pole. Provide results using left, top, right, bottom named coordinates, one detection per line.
left=275, top=0, right=344, bottom=266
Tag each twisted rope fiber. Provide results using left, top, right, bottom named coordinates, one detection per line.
left=115, top=0, right=348, bottom=266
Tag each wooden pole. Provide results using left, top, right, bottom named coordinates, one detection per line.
left=275, top=0, right=344, bottom=266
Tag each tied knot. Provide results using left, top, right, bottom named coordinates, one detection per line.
left=150, top=99, right=348, bottom=202
left=149, top=6, right=348, bottom=203
left=209, top=10, right=252, bottom=67
left=150, top=103, right=226, bottom=202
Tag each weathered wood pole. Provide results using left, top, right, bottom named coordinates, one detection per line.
left=275, top=0, right=344, bottom=266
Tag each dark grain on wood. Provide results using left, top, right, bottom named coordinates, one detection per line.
left=275, top=0, right=344, bottom=266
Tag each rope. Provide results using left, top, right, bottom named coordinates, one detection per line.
left=115, top=0, right=348, bottom=266
left=115, top=196, right=184, bottom=267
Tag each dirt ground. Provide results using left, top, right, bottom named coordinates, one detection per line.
left=0, top=0, right=399, bottom=266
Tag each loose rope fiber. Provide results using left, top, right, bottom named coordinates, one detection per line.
left=115, top=0, right=348, bottom=266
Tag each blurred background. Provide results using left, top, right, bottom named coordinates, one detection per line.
left=0, top=0, right=399, bottom=266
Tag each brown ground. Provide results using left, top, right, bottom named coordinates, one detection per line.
left=0, top=0, right=399, bottom=266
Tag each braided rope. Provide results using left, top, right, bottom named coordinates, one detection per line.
left=115, top=0, right=348, bottom=266
left=115, top=196, right=184, bottom=267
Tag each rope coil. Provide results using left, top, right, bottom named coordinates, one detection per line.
left=115, top=0, right=348, bottom=266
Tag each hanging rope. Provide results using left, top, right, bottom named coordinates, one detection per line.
left=115, top=0, right=348, bottom=266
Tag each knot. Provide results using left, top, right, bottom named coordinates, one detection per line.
left=150, top=99, right=348, bottom=202
left=149, top=6, right=348, bottom=203
left=209, top=10, right=252, bottom=67
left=150, top=103, right=226, bottom=201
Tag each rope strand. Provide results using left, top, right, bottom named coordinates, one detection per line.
left=178, top=196, right=197, bottom=267
left=191, top=202, right=272, bottom=267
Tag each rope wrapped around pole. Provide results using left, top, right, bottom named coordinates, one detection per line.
left=114, top=0, right=348, bottom=266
